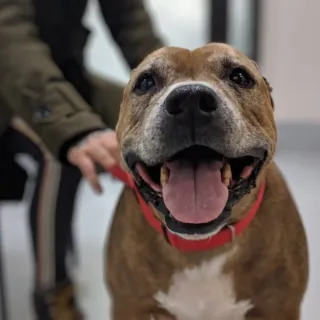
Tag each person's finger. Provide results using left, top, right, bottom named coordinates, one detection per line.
left=103, top=141, right=121, bottom=163
left=87, top=146, right=117, bottom=171
left=100, top=134, right=121, bottom=163
left=76, top=155, right=103, bottom=194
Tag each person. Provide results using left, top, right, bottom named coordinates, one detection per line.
left=0, top=0, right=163, bottom=318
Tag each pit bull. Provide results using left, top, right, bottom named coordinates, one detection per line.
left=105, top=43, right=308, bottom=320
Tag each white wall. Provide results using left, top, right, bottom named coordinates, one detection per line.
left=260, top=0, right=320, bottom=123
left=85, top=0, right=319, bottom=124
left=84, top=0, right=208, bottom=83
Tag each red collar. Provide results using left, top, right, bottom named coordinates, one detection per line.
left=109, top=166, right=266, bottom=252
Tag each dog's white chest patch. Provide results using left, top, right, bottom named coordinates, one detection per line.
left=154, top=251, right=252, bottom=320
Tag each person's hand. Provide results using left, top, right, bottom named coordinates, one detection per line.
left=67, top=130, right=120, bottom=193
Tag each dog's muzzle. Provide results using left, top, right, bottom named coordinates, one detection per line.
left=125, top=83, right=268, bottom=236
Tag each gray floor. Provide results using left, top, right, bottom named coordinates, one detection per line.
left=1, top=125, right=320, bottom=320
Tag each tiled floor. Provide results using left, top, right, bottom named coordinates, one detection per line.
left=1, top=148, right=319, bottom=320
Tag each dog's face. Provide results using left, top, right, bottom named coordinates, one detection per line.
left=117, top=43, right=276, bottom=239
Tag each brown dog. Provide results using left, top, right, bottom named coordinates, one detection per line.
left=106, top=43, right=308, bottom=320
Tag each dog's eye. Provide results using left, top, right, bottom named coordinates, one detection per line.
left=229, top=68, right=254, bottom=88
left=134, top=74, right=156, bottom=94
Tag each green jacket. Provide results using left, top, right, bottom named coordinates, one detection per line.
left=0, top=0, right=162, bottom=157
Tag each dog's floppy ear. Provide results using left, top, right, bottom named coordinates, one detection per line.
left=263, top=76, right=273, bottom=93
left=251, top=60, right=274, bottom=109
left=251, top=60, right=259, bottom=70
left=262, top=76, right=274, bottom=109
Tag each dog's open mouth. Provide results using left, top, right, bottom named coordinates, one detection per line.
left=134, top=145, right=265, bottom=230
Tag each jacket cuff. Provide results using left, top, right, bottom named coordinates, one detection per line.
left=41, top=111, right=106, bottom=159
left=58, top=127, right=105, bottom=164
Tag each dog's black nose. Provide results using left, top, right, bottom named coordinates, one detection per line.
left=165, top=84, right=218, bottom=117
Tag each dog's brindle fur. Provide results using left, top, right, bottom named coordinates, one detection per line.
left=105, top=44, right=308, bottom=319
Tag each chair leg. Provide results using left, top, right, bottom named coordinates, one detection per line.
left=0, top=208, right=9, bottom=320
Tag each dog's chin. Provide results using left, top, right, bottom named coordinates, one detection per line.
left=166, top=223, right=225, bottom=241
left=125, top=145, right=267, bottom=238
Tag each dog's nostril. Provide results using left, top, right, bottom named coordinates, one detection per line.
left=166, top=95, right=185, bottom=115
left=198, top=95, right=217, bottom=113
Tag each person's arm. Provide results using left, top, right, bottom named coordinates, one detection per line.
left=0, top=0, right=106, bottom=158
left=98, top=0, right=164, bottom=69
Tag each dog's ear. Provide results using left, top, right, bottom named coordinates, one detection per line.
left=263, top=76, right=273, bottom=93
left=262, top=76, right=274, bottom=109
left=251, top=60, right=274, bottom=109
left=251, top=60, right=259, bottom=70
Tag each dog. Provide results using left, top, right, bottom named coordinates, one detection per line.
left=105, top=43, right=308, bottom=320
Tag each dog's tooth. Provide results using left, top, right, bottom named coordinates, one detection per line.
left=240, top=166, right=253, bottom=179
left=223, top=177, right=231, bottom=187
left=222, top=163, right=232, bottom=179
left=222, top=163, right=232, bottom=187
left=160, top=166, right=169, bottom=186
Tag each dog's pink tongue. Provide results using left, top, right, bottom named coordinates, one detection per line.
left=162, top=160, right=228, bottom=224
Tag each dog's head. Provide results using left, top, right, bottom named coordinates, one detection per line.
left=117, top=43, right=276, bottom=240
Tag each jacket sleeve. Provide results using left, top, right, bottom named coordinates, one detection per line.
left=98, top=0, right=164, bottom=69
left=0, top=0, right=106, bottom=158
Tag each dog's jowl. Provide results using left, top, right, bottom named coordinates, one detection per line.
left=106, top=43, right=308, bottom=320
